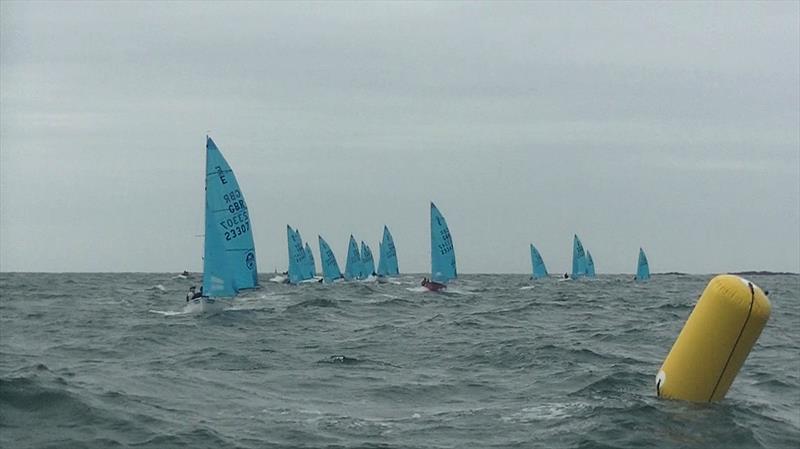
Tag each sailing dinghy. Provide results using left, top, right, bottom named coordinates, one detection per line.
left=423, top=202, right=456, bottom=291
left=377, top=225, right=399, bottom=282
left=192, top=137, right=258, bottom=310
left=530, top=244, right=549, bottom=280
left=318, top=235, right=344, bottom=283
left=344, top=235, right=363, bottom=281
left=571, top=234, right=586, bottom=280
left=635, top=247, right=650, bottom=281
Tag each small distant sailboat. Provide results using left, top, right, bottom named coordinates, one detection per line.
left=192, top=137, right=258, bottom=310
left=286, top=225, right=306, bottom=284
left=530, top=244, right=549, bottom=280
left=318, top=235, right=344, bottom=283
left=571, top=234, right=586, bottom=279
left=636, top=247, right=650, bottom=281
left=377, top=225, right=399, bottom=282
left=344, top=235, right=363, bottom=281
left=304, top=242, right=317, bottom=279
left=423, top=202, right=456, bottom=291
left=585, top=250, right=596, bottom=278
left=361, top=242, right=376, bottom=278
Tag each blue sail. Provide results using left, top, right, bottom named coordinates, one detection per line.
left=377, top=242, right=387, bottom=276
left=636, top=247, right=650, bottom=281
left=430, top=202, right=457, bottom=283
left=361, top=242, right=376, bottom=277
left=585, top=250, right=596, bottom=277
left=530, top=244, right=548, bottom=279
left=344, top=235, right=362, bottom=280
left=381, top=225, right=399, bottom=275
left=571, top=234, right=586, bottom=279
left=318, top=235, right=343, bottom=283
left=304, top=242, right=316, bottom=278
left=293, top=229, right=315, bottom=281
left=202, top=137, right=258, bottom=297
left=286, top=225, right=305, bottom=284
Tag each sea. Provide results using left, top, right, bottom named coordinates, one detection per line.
left=1, top=273, right=798, bottom=449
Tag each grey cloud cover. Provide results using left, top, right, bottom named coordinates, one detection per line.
left=1, top=1, right=798, bottom=274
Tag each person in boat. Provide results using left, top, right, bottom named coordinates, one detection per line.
left=564, top=273, right=569, bottom=279
left=421, top=277, right=429, bottom=287
left=186, top=286, right=203, bottom=302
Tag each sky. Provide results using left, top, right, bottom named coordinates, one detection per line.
left=1, top=1, right=798, bottom=274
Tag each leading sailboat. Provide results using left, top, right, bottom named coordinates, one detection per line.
left=422, top=202, right=456, bottom=291
left=192, top=137, right=258, bottom=309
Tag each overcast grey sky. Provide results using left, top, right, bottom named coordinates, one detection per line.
left=1, top=1, right=798, bottom=274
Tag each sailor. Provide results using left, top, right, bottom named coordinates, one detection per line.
left=186, top=286, right=203, bottom=301
left=564, top=273, right=569, bottom=279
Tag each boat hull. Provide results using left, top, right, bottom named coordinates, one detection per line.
left=189, top=297, right=226, bottom=313
left=422, top=280, right=447, bottom=292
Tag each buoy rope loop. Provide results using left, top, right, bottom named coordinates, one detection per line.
left=708, top=282, right=755, bottom=401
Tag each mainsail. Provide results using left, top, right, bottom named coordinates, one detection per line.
left=585, top=250, right=596, bottom=277
left=286, top=225, right=305, bottom=284
left=530, top=244, right=548, bottom=279
left=380, top=225, right=399, bottom=276
left=318, top=235, right=343, bottom=283
left=636, top=247, right=651, bottom=281
left=571, top=234, right=586, bottom=279
left=202, top=137, right=258, bottom=297
left=304, top=242, right=316, bottom=278
left=361, top=242, right=376, bottom=277
left=344, top=235, right=362, bottom=280
left=430, top=202, right=457, bottom=283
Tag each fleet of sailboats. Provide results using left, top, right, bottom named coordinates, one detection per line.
left=189, top=137, right=656, bottom=306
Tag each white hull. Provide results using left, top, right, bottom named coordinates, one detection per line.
left=188, top=297, right=226, bottom=313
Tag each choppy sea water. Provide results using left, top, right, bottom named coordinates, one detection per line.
left=1, top=273, right=798, bottom=449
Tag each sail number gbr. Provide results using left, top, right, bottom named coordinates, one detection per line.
left=223, top=189, right=247, bottom=214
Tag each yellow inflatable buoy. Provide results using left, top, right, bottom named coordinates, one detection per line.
left=656, top=274, right=771, bottom=402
